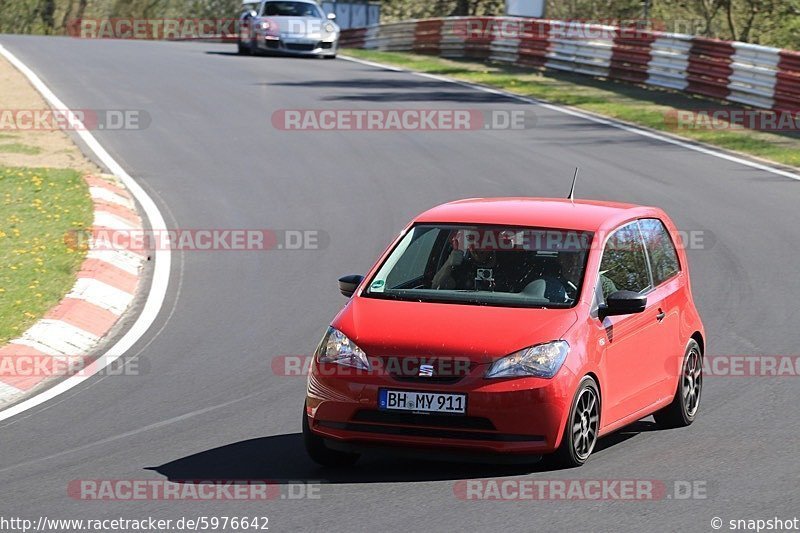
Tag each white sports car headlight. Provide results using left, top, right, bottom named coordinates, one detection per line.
left=324, top=22, right=336, bottom=33
left=485, top=340, right=569, bottom=379
left=315, top=327, right=370, bottom=370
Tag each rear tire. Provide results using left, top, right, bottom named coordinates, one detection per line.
left=654, top=340, right=702, bottom=428
left=303, top=404, right=359, bottom=467
left=323, top=54, right=336, bottom=60
left=552, top=376, right=600, bottom=468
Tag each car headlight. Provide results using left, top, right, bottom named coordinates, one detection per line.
left=315, top=327, right=370, bottom=370
left=324, top=22, right=336, bottom=33
left=485, top=340, right=569, bottom=379
left=259, top=21, right=270, bottom=31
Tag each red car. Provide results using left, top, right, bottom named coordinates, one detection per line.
left=303, top=198, right=704, bottom=467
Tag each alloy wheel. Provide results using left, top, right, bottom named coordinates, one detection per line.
left=572, top=387, right=599, bottom=460
left=682, top=348, right=702, bottom=417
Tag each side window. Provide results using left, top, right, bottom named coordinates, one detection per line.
left=598, top=222, right=651, bottom=300
left=384, top=228, right=439, bottom=289
left=638, top=218, right=680, bottom=286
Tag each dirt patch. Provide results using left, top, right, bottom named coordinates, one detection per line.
left=0, top=54, right=100, bottom=172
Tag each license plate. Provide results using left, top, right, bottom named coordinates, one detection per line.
left=379, top=389, right=466, bottom=415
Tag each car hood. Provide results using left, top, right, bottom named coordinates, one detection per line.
left=332, top=296, right=579, bottom=364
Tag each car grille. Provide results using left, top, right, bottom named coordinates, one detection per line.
left=352, top=409, right=495, bottom=430
left=391, top=374, right=465, bottom=384
left=285, top=42, right=318, bottom=51
left=377, top=356, right=474, bottom=385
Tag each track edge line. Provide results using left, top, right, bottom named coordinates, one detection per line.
left=0, top=43, right=172, bottom=423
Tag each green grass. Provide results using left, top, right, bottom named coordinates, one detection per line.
left=344, top=49, right=800, bottom=168
left=0, top=167, right=93, bottom=344
left=0, top=143, right=42, bottom=155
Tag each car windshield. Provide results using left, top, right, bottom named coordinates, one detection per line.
left=263, top=1, right=323, bottom=17
left=364, top=224, right=592, bottom=308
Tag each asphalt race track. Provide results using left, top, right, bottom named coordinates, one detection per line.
left=0, top=35, right=798, bottom=532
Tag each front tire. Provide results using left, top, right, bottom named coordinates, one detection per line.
left=303, top=404, right=359, bottom=467
left=553, top=376, right=600, bottom=468
left=654, top=340, right=702, bottom=428
left=237, top=39, right=250, bottom=55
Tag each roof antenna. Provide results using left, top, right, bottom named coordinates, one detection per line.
left=567, top=167, right=579, bottom=205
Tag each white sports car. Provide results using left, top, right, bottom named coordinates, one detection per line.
left=238, top=0, right=340, bottom=58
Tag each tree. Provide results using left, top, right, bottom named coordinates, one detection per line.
left=0, top=0, right=797, bottom=50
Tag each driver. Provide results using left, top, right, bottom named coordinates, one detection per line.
left=432, top=245, right=497, bottom=290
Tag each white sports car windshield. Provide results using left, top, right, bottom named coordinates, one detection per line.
left=263, top=1, right=324, bottom=17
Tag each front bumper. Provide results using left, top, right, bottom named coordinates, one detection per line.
left=306, top=362, right=576, bottom=455
left=254, top=35, right=338, bottom=56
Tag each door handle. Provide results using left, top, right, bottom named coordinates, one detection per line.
left=656, top=309, right=666, bottom=322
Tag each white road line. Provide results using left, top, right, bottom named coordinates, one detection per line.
left=339, top=55, right=405, bottom=72
left=341, top=54, right=800, bottom=182
left=0, top=44, right=172, bottom=423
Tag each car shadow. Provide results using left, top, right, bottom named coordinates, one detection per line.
left=204, top=51, right=244, bottom=57
left=256, top=76, right=517, bottom=103
left=147, top=420, right=662, bottom=484
left=593, top=419, right=660, bottom=454
left=204, top=51, right=321, bottom=60
left=148, top=433, right=532, bottom=483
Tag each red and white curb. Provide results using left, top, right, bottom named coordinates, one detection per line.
left=0, top=44, right=170, bottom=424
left=0, top=174, right=144, bottom=406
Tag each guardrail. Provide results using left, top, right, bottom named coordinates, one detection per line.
left=340, top=17, right=800, bottom=114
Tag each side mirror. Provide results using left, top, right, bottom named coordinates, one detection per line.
left=327, top=12, right=336, bottom=20
left=338, top=275, right=363, bottom=298
left=599, top=290, right=647, bottom=318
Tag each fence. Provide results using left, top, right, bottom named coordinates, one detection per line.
left=340, top=17, right=800, bottom=113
